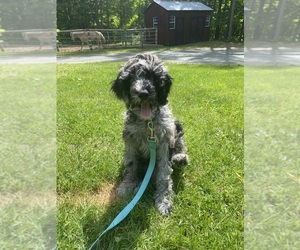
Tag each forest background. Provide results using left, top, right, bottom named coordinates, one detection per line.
left=0, top=0, right=299, bottom=43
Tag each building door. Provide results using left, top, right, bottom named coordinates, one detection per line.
left=175, top=17, right=184, bottom=45
left=190, top=17, right=205, bottom=42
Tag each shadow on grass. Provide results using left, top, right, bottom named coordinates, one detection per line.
left=172, top=168, right=186, bottom=195
left=83, top=166, right=186, bottom=249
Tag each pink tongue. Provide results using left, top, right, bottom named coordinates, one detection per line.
left=140, top=103, right=152, bottom=120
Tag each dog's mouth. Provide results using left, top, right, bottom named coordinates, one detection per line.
left=140, top=102, right=152, bottom=120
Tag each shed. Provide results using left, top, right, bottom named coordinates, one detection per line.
left=144, top=0, right=213, bottom=46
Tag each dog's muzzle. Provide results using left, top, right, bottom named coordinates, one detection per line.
left=138, top=89, right=149, bottom=100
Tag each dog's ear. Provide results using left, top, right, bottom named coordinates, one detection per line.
left=157, top=73, right=173, bottom=106
left=111, top=77, right=124, bottom=100
left=111, top=71, right=131, bottom=100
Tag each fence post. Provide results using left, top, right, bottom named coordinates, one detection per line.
left=141, top=30, right=144, bottom=48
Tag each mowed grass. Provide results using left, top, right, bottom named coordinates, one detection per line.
left=244, top=66, right=300, bottom=249
left=0, top=64, right=56, bottom=249
left=57, top=62, right=244, bottom=249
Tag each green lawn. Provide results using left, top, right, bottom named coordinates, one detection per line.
left=0, top=64, right=56, bottom=249
left=244, top=66, right=300, bottom=249
left=57, top=63, right=244, bottom=249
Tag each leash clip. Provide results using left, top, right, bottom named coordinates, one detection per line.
left=147, top=121, right=156, bottom=141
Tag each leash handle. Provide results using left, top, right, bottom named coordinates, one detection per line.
left=88, top=139, right=156, bottom=250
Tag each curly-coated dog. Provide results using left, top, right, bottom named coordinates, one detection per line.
left=111, top=54, right=189, bottom=216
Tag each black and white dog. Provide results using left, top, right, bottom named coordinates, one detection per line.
left=111, top=54, right=189, bottom=216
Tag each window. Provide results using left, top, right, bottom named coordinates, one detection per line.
left=169, top=16, right=176, bottom=29
left=153, top=17, right=158, bottom=28
left=205, top=15, right=210, bottom=27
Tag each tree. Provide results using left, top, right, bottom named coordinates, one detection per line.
left=56, top=0, right=248, bottom=42
left=0, top=0, right=55, bottom=30
left=246, top=0, right=300, bottom=42
left=226, top=0, right=236, bottom=41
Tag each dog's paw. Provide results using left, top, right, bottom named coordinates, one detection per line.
left=117, top=182, right=139, bottom=197
left=155, top=198, right=173, bottom=216
left=171, top=153, right=189, bottom=169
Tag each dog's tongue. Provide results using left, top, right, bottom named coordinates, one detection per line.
left=140, top=103, right=152, bottom=120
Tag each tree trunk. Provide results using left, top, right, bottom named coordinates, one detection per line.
left=253, top=0, right=266, bottom=40
left=293, top=14, right=300, bottom=41
left=272, top=0, right=286, bottom=42
left=214, top=0, right=223, bottom=40
left=95, top=0, right=100, bottom=28
left=226, top=0, right=236, bottom=41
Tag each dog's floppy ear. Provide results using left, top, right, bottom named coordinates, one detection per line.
left=111, top=70, right=131, bottom=100
left=157, top=73, right=173, bottom=106
left=111, top=77, right=124, bottom=100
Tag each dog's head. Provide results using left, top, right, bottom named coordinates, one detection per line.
left=111, top=54, right=173, bottom=120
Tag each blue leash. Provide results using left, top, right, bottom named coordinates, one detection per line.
left=88, top=139, right=156, bottom=250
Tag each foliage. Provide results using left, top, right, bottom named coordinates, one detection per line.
left=0, top=0, right=299, bottom=42
left=0, top=0, right=56, bottom=29
left=56, top=0, right=152, bottom=30
left=245, top=0, right=300, bottom=42
left=57, top=62, right=244, bottom=249
left=56, top=0, right=245, bottom=41
left=202, top=0, right=244, bottom=41
left=55, top=0, right=300, bottom=42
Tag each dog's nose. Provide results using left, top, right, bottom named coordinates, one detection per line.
left=138, top=90, right=149, bottom=100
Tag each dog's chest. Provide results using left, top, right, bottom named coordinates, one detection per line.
left=123, top=119, right=175, bottom=157
left=123, top=122, right=150, bottom=152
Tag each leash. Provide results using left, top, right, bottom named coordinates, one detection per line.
left=88, top=121, right=156, bottom=250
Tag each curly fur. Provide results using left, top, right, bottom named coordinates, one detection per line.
left=111, top=54, right=189, bottom=216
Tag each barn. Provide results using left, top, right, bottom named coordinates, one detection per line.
left=144, top=0, right=213, bottom=46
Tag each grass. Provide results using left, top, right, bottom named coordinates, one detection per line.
left=57, top=62, right=244, bottom=249
left=0, top=64, right=56, bottom=249
left=244, top=66, right=300, bottom=249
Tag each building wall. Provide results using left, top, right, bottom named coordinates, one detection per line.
left=144, top=3, right=168, bottom=45
left=145, top=3, right=212, bottom=46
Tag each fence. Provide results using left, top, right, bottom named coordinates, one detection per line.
left=0, top=28, right=157, bottom=53
left=0, top=29, right=56, bottom=53
left=57, top=28, right=158, bottom=52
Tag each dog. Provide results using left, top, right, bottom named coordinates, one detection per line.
left=111, top=54, right=189, bottom=216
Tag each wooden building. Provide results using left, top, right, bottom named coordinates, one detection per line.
left=144, top=1, right=213, bottom=46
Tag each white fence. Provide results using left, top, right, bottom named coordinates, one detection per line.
left=0, top=28, right=158, bottom=52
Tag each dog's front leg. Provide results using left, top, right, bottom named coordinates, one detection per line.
left=154, top=143, right=173, bottom=216
left=117, top=145, right=140, bottom=197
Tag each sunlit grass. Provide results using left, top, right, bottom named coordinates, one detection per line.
left=57, top=62, right=244, bottom=249
left=244, top=66, right=300, bottom=249
left=0, top=64, right=56, bottom=249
